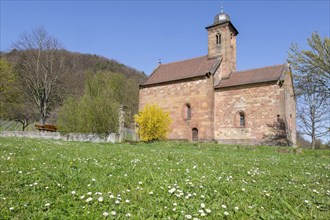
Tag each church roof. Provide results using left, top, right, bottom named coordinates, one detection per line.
left=141, top=56, right=220, bottom=87
left=215, top=64, right=288, bottom=89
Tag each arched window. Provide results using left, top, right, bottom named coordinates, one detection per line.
left=192, top=128, right=198, bottom=141
left=239, top=112, right=245, bottom=127
left=216, top=33, right=221, bottom=45
left=186, top=104, right=191, bottom=120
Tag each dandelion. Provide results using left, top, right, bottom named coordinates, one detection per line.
left=125, top=199, right=130, bottom=203
left=173, top=202, right=178, bottom=206
left=80, top=195, right=85, bottom=199
left=111, top=211, right=116, bottom=216
left=138, top=181, right=143, bottom=185
left=205, top=209, right=211, bottom=213
left=149, top=191, right=154, bottom=195
left=224, top=211, right=229, bottom=216
left=87, top=192, right=92, bottom=195
left=169, top=188, right=176, bottom=194
left=201, top=203, right=205, bottom=208
left=312, top=189, right=319, bottom=194
left=18, top=171, right=22, bottom=174
left=98, top=197, right=104, bottom=202
left=304, top=200, right=309, bottom=204
left=126, top=213, right=131, bottom=217
left=86, top=197, right=93, bottom=203
left=9, top=207, right=14, bottom=211
left=102, top=212, right=109, bottom=217
left=200, top=212, right=206, bottom=217
left=71, top=191, right=76, bottom=195
left=109, top=195, right=115, bottom=199
left=45, top=203, right=50, bottom=207
left=185, top=214, right=192, bottom=219
left=242, top=188, right=246, bottom=192
left=92, top=178, right=96, bottom=181
left=222, top=204, right=227, bottom=209
left=115, top=200, right=120, bottom=204
left=234, top=206, right=239, bottom=211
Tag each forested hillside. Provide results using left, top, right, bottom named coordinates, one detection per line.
left=1, top=49, right=146, bottom=97
left=1, top=48, right=147, bottom=130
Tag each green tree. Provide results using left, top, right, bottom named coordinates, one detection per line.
left=134, top=104, right=172, bottom=142
left=0, top=59, right=17, bottom=118
left=288, top=32, right=330, bottom=98
left=0, top=59, right=38, bottom=130
left=288, top=32, right=330, bottom=149
left=58, top=71, right=139, bottom=134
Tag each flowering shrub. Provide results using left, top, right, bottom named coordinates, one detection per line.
left=134, top=104, right=172, bottom=141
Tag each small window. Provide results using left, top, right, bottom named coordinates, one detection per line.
left=216, top=33, right=221, bottom=45
left=186, top=104, right=191, bottom=120
left=239, top=112, right=245, bottom=127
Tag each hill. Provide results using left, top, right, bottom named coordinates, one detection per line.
left=1, top=49, right=147, bottom=97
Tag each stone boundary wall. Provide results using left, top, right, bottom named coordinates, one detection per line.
left=0, top=131, right=120, bottom=143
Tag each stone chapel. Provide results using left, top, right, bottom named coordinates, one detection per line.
left=139, top=9, right=296, bottom=146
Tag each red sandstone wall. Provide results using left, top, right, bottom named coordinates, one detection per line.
left=139, top=77, right=214, bottom=141
left=214, top=82, right=284, bottom=144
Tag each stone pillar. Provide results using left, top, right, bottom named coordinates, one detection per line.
left=118, top=105, right=125, bottom=142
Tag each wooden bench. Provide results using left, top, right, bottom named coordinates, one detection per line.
left=35, top=124, right=58, bottom=132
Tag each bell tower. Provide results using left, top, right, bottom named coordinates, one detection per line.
left=206, top=8, right=238, bottom=79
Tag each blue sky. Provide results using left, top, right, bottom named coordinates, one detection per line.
left=1, top=0, right=329, bottom=75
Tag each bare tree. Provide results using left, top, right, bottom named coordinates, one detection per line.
left=288, top=32, right=330, bottom=149
left=12, top=27, right=67, bottom=125
left=297, top=89, right=329, bottom=149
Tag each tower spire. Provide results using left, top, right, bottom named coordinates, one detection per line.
left=220, top=2, right=224, bottom=13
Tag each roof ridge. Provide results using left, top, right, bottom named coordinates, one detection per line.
left=234, top=63, right=287, bottom=74
left=160, top=55, right=214, bottom=66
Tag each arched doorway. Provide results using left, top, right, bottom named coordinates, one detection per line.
left=192, top=128, right=198, bottom=141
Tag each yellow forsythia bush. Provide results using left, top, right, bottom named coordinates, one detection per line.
left=134, top=104, right=172, bottom=142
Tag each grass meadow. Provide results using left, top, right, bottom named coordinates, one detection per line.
left=0, top=137, right=329, bottom=219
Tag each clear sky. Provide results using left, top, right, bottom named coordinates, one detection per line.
left=1, top=0, right=329, bottom=75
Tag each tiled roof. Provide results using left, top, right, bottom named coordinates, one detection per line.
left=141, top=56, right=219, bottom=86
left=215, top=64, right=287, bottom=89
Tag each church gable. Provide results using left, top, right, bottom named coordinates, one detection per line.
left=141, top=56, right=220, bottom=87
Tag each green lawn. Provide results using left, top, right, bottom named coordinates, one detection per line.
left=0, top=137, right=329, bottom=219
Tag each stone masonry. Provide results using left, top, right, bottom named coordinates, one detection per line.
left=139, top=77, right=214, bottom=141
left=138, top=9, right=296, bottom=146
